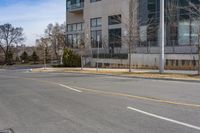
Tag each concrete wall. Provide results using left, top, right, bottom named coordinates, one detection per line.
left=90, top=53, right=198, bottom=69
left=67, top=13, right=84, bottom=24
left=91, top=58, right=128, bottom=67
left=132, top=53, right=198, bottom=66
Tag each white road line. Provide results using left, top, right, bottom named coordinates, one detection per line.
left=127, top=106, right=200, bottom=131
left=59, top=84, right=82, bottom=93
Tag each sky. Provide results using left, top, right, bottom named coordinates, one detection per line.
left=0, top=0, right=66, bottom=46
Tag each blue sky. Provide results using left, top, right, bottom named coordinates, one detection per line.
left=0, top=0, right=66, bottom=46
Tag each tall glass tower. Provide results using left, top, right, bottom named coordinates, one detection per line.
left=139, top=0, right=200, bottom=47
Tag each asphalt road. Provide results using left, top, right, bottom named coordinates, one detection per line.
left=0, top=69, right=200, bottom=133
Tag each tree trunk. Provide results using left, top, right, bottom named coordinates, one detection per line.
left=128, top=0, right=134, bottom=73
left=198, top=43, right=200, bottom=75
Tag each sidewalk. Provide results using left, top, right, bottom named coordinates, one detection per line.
left=32, top=67, right=200, bottom=82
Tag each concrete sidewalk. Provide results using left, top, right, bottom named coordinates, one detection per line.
left=32, top=67, right=200, bottom=82
left=34, top=67, right=197, bottom=74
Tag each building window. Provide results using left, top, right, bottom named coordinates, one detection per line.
left=67, top=22, right=84, bottom=32
left=109, top=28, right=122, bottom=48
left=77, top=23, right=82, bottom=31
left=67, top=0, right=84, bottom=9
left=91, top=30, right=102, bottom=48
left=178, top=21, right=190, bottom=45
left=91, top=17, right=102, bottom=27
left=90, top=0, right=101, bottom=3
left=67, top=25, right=72, bottom=32
left=67, top=34, right=83, bottom=48
left=191, top=20, right=199, bottom=45
left=67, top=34, right=73, bottom=47
left=139, top=26, right=147, bottom=43
left=108, top=14, right=121, bottom=25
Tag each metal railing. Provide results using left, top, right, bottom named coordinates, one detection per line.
left=67, top=2, right=84, bottom=11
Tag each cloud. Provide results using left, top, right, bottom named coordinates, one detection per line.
left=0, top=0, right=66, bottom=46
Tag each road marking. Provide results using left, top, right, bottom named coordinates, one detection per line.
left=127, top=106, right=200, bottom=131
left=72, top=86, right=200, bottom=108
left=6, top=75, right=200, bottom=108
left=59, top=84, right=82, bottom=93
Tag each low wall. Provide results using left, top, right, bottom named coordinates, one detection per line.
left=91, top=58, right=128, bottom=66
left=90, top=54, right=199, bottom=69
left=131, top=54, right=198, bottom=66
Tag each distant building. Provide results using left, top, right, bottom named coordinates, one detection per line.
left=66, top=0, right=200, bottom=69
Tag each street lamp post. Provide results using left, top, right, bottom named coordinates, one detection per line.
left=160, top=0, right=165, bottom=73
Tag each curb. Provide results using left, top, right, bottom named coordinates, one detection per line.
left=56, top=71, right=200, bottom=83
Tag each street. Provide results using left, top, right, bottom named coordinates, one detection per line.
left=0, top=69, right=200, bottom=133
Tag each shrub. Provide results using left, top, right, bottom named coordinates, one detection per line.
left=30, top=51, right=39, bottom=64
left=20, top=51, right=29, bottom=63
left=62, top=48, right=81, bottom=67
left=6, top=50, right=14, bottom=65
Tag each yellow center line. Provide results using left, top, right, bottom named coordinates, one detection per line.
left=21, top=77, right=200, bottom=108
left=71, top=86, right=200, bottom=108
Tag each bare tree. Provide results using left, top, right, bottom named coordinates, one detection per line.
left=184, top=1, right=200, bottom=75
left=0, top=23, right=24, bottom=64
left=75, top=36, right=85, bottom=70
left=122, top=0, right=155, bottom=72
left=127, top=0, right=135, bottom=72
left=102, top=36, right=109, bottom=55
left=35, top=37, right=51, bottom=64
left=77, top=35, right=92, bottom=70
left=166, top=0, right=179, bottom=51
left=45, top=23, right=67, bottom=61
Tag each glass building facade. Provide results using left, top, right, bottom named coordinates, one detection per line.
left=139, top=0, right=200, bottom=47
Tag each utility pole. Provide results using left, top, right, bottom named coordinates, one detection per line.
left=159, top=0, right=165, bottom=73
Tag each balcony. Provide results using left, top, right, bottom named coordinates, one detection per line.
left=67, top=2, right=84, bottom=13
